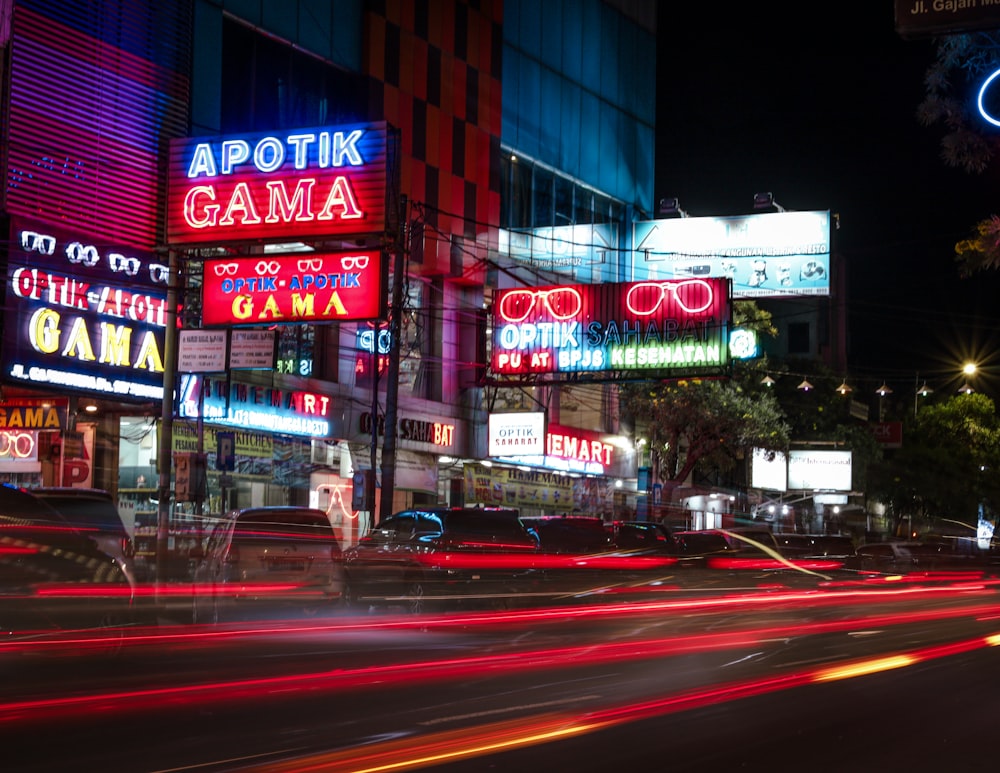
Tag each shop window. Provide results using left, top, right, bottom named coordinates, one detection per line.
left=533, top=166, right=554, bottom=228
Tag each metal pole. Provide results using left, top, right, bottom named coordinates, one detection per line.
left=378, top=195, right=407, bottom=526
left=156, top=249, right=180, bottom=587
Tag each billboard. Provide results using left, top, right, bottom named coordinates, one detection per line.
left=167, top=122, right=389, bottom=246
left=751, top=448, right=788, bottom=492
left=788, top=450, right=852, bottom=492
left=491, top=277, right=731, bottom=381
left=201, top=250, right=386, bottom=326
left=499, top=224, right=619, bottom=284
left=632, top=211, right=831, bottom=299
left=4, top=219, right=169, bottom=401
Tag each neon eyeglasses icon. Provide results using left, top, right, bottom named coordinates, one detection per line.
left=498, top=287, right=583, bottom=323
left=0, top=431, right=36, bottom=459
left=625, top=278, right=714, bottom=316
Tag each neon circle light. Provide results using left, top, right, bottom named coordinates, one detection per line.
left=977, top=67, right=1000, bottom=128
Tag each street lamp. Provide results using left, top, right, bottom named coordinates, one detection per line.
left=914, top=375, right=933, bottom=417
left=959, top=362, right=977, bottom=394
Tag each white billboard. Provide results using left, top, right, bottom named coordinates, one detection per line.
left=788, top=450, right=852, bottom=491
left=751, top=448, right=788, bottom=492
left=632, top=211, right=831, bottom=299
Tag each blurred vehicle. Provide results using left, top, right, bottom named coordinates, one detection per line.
left=672, top=530, right=733, bottom=555
left=671, top=530, right=734, bottom=567
left=191, top=506, right=344, bottom=622
left=609, top=521, right=676, bottom=554
left=522, top=516, right=612, bottom=554
left=30, top=487, right=135, bottom=584
left=773, top=534, right=856, bottom=559
left=715, top=526, right=781, bottom=555
left=808, top=535, right=856, bottom=559
left=0, top=484, right=134, bottom=643
left=773, top=533, right=814, bottom=558
left=853, top=540, right=978, bottom=573
left=342, top=507, right=539, bottom=613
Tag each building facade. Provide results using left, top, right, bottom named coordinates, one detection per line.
left=0, top=0, right=657, bottom=565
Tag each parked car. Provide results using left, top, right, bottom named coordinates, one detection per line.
left=774, top=533, right=856, bottom=559
left=522, top=516, right=612, bottom=554
left=191, top=506, right=344, bottom=622
left=715, top=526, right=782, bottom=555
left=853, top=540, right=977, bottom=573
left=609, top=521, right=676, bottom=554
left=773, top=533, right=814, bottom=558
left=30, top=487, right=135, bottom=584
left=807, top=535, right=856, bottom=559
left=342, top=507, right=539, bottom=613
left=0, top=484, right=134, bottom=645
left=672, top=529, right=733, bottom=555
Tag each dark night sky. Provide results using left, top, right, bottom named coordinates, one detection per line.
left=655, top=3, right=1000, bottom=396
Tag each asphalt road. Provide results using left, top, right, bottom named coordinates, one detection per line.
left=3, top=569, right=1000, bottom=772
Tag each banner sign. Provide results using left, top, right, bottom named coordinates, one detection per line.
left=0, top=398, right=68, bottom=431
left=5, top=219, right=169, bottom=401
left=167, top=121, right=388, bottom=245
left=492, top=276, right=730, bottom=381
left=202, top=250, right=385, bottom=325
left=463, top=463, right=575, bottom=510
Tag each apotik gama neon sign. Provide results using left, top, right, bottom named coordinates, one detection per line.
left=167, top=122, right=389, bottom=245
left=492, top=277, right=731, bottom=377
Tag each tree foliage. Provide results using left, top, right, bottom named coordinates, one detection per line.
left=917, top=32, right=1000, bottom=175
left=917, top=32, right=1000, bottom=275
left=955, top=214, right=1000, bottom=276
left=619, top=378, right=790, bottom=495
left=867, top=393, right=1000, bottom=533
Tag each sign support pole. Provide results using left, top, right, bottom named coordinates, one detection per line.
left=156, top=249, right=180, bottom=588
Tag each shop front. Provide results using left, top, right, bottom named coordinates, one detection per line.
left=2, top=219, right=168, bottom=519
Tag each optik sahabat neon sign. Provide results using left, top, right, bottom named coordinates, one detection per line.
left=491, top=277, right=731, bottom=379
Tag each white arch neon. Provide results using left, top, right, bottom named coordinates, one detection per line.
left=977, top=67, right=1000, bottom=128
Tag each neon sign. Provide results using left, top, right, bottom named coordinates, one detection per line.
left=491, top=422, right=617, bottom=475
left=178, top=375, right=331, bottom=437
left=201, top=251, right=385, bottom=326
left=167, top=122, right=389, bottom=245
left=0, top=431, right=37, bottom=460
left=978, top=67, right=1000, bottom=127
left=4, top=220, right=169, bottom=401
left=492, top=277, right=731, bottom=379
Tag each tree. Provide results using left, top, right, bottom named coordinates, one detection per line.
left=955, top=214, right=1000, bottom=276
left=917, top=32, right=1000, bottom=275
left=917, top=32, right=1000, bottom=175
left=619, top=377, right=790, bottom=502
left=867, top=393, right=1000, bottom=536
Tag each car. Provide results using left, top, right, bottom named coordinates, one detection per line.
left=671, top=530, right=734, bottom=557
left=853, top=540, right=977, bottom=573
left=807, top=535, right=856, bottom=559
left=715, top=526, right=782, bottom=555
left=29, top=487, right=135, bottom=585
left=522, top=516, right=612, bottom=554
left=0, top=484, right=135, bottom=647
left=342, top=507, right=539, bottom=613
left=191, top=506, right=345, bottom=623
left=609, top=520, right=676, bottom=554
left=773, top=533, right=814, bottom=558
